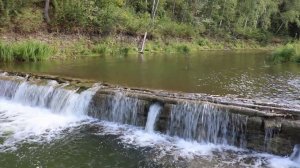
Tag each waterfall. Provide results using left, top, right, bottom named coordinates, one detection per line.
left=0, top=79, right=22, bottom=98
left=290, top=144, right=300, bottom=163
left=145, top=103, right=162, bottom=133
left=0, top=77, right=99, bottom=116
left=0, top=75, right=100, bottom=150
left=90, top=92, right=145, bottom=125
left=167, top=102, right=247, bottom=147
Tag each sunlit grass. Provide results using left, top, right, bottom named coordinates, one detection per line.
left=0, top=40, right=54, bottom=62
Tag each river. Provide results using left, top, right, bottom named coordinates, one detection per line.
left=0, top=51, right=299, bottom=167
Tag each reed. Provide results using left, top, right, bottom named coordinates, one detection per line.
left=0, top=40, right=53, bottom=62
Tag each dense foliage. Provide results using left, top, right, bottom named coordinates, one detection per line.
left=0, top=0, right=299, bottom=41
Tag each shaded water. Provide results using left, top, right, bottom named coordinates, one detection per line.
left=1, top=51, right=300, bottom=105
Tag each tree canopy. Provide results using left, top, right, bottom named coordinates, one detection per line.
left=0, top=0, right=299, bottom=41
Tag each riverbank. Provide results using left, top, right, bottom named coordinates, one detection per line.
left=0, top=32, right=280, bottom=61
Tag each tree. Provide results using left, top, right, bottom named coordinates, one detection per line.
left=139, top=0, right=159, bottom=53
left=44, top=0, right=50, bottom=23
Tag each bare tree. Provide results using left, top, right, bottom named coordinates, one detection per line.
left=139, top=0, right=159, bottom=53
left=44, top=0, right=51, bottom=23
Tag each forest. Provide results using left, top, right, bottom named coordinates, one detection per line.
left=0, top=0, right=299, bottom=61
left=0, top=0, right=299, bottom=41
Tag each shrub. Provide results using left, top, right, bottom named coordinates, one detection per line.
left=155, top=17, right=197, bottom=39
left=176, top=44, right=190, bottom=53
left=14, top=8, right=44, bottom=33
left=272, top=42, right=300, bottom=63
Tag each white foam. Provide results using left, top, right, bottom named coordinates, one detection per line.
left=0, top=99, right=92, bottom=151
left=268, top=157, right=300, bottom=168
left=94, top=121, right=300, bottom=167
left=96, top=121, right=241, bottom=159
left=253, top=153, right=300, bottom=168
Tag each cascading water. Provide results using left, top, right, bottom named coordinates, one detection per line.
left=12, top=82, right=99, bottom=116
left=145, top=103, right=162, bottom=133
left=0, top=76, right=99, bottom=116
left=290, top=144, right=300, bottom=163
left=89, top=91, right=145, bottom=126
left=167, top=102, right=248, bottom=147
left=0, top=74, right=299, bottom=168
left=0, top=75, right=99, bottom=151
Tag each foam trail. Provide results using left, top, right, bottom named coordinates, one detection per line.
left=145, top=103, right=162, bottom=133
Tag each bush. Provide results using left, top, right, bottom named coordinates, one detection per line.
left=14, top=8, right=44, bottom=33
left=272, top=42, right=300, bottom=63
left=197, top=38, right=209, bottom=46
left=154, top=18, right=197, bottom=39
left=176, top=44, right=190, bottom=53
left=52, top=0, right=96, bottom=31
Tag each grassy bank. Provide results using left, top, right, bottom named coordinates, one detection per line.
left=272, top=42, right=300, bottom=63
left=0, top=33, right=279, bottom=61
left=0, top=40, right=54, bottom=62
left=67, top=37, right=274, bottom=56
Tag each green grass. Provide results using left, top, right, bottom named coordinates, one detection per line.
left=90, top=38, right=136, bottom=56
left=0, top=36, right=275, bottom=62
left=0, top=40, right=54, bottom=62
left=272, top=42, right=300, bottom=63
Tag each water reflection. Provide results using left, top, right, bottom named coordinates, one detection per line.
left=1, top=50, right=300, bottom=105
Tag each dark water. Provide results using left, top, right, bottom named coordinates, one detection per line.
left=1, top=51, right=300, bottom=104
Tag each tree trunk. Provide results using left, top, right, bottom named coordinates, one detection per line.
left=139, top=32, right=148, bottom=53
left=139, top=0, right=159, bottom=53
left=44, top=0, right=51, bottom=23
left=276, top=22, right=284, bottom=34
left=153, top=0, right=160, bottom=21
left=172, top=0, right=176, bottom=14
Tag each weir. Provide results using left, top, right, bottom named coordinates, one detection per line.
left=0, top=71, right=299, bottom=156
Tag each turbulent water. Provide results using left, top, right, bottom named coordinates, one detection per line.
left=0, top=74, right=299, bottom=168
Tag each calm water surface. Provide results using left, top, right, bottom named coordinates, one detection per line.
left=1, top=51, right=300, bottom=104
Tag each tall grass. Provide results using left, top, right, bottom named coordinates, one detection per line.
left=91, top=38, right=135, bottom=56
left=0, top=40, right=53, bottom=62
left=272, top=42, right=300, bottom=63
